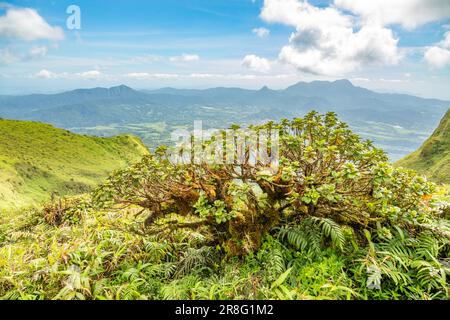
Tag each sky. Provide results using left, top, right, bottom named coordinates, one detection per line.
left=0, top=0, right=450, bottom=99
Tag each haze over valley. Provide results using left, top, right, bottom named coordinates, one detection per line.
left=1, top=79, right=448, bottom=161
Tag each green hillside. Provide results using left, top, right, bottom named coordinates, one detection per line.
left=0, top=112, right=448, bottom=300
left=396, top=109, right=450, bottom=184
left=0, top=119, right=149, bottom=210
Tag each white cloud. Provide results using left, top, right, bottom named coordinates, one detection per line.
left=169, top=54, right=200, bottom=62
left=76, top=70, right=102, bottom=79
left=261, top=0, right=352, bottom=29
left=32, top=69, right=106, bottom=80
left=34, top=69, right=58, bottom=79
left=242, top=54, right=271, bottom=73
left=190, top=73, right=219, bottom=79
left=28, top=46, right=48, bottom=59
left=32, top=69, right=71, bottom=79
left=252, top=27, right=270, bottom=38
left=424, top=46, right=450, bottom=68
left=261, top=0, right=400, bottom=76
left=442, top=31, right=450, bottom=48
left=124, top=72, right=151, bottom=79
left=0, top=47, right=20, bottom=64
left=334, top=0, right=450, bottom=30
left=0, top=45, right=48, bottom=64
left=423, top=29, right=450, bottom=68
left=0, top=7, right=64, bottom=41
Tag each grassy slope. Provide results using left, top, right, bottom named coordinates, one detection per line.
left=396, top=109, right=450, bottom=184
left=0, top=119, right=149, bottom=210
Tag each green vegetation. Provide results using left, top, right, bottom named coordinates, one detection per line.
left=70, top=121, right=180, bottom=151
left=0, top=112, right=448, bottom=300
left=0, top=119, right=149, bottom=210
left=396, top=109, right=450, bottom=184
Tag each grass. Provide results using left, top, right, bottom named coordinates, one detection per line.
left=0, top=119, right=149, bottom=210
left=396, top=109, right=450, bottom=184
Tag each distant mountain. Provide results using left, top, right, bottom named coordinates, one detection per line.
left=0, top=81, right=449, bottom=160
left=0, top=119, right=149, bottom=210
left=396, top=109, right=450, bottom=184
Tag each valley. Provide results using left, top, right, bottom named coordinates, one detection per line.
left=1, top=80, right=448, bottom=161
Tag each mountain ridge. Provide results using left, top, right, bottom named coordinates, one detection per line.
left=2, top=81, right=449, bottom=103
left=1, top=80, right=449, bottom=161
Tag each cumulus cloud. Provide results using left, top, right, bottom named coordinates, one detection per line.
left=169, top=54, right=200, bottom=62
left=260, top=0, right=400, bottom=75
left=443, top=32, right=450, bottom=48
left=34, top=69, right=59, bottom=79
left=262, top=0, right=351, bottom=28
left=76, top=70, right=102, bottom=79
left=424, top=29, right=450, bottom=68
left=124, top=72, right=151, bottom=79
left=0, top=7, right=64, bottom=41
left=242, top=54, right=271, bottom=73
left=424, top=46, right=450, bottom=68
left=32, top=69, right=105, bottom=80
left=252, top=27, right=270, bottom=38
left=334, top=0, right=450, bottom=30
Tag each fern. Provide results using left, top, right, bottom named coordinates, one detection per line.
left=266, top=246, right=286, bottom=276
left=366, top=263, right=382, bottom=290
left=278, top=217, right=346, bottom=256
left=416, top=232, right=441, bottom=259
left=310, top=217, right=346, bottom=251
left=174, top=246, right=215, bottom=278
left=278, top=223, right=321, bottom=257
left=410, top=260, right=447, bottom=291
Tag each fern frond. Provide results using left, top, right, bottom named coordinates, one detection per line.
left=416, top=232, right=440, bottom=259
left=278, top=223, right=321, bottom=256
left=174, top=246, right=215, bottom=278
left=310, top=217, right=346, bottom=251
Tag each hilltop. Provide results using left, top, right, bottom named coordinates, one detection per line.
left=0, top=119, right=149, bottom=210
left=396, top=109, right=450, bottom=184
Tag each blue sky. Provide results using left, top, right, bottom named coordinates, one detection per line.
left=1, top=0, right=450, bottom=99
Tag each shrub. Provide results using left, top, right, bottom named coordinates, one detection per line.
left=1, top=112, right=448, bottom=300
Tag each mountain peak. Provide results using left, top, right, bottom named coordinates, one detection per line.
left=332, top=79, right=354, bottom=87
left=109, top=85, right=135, bottom=93
left=285, top=79, right=357, bottom=94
